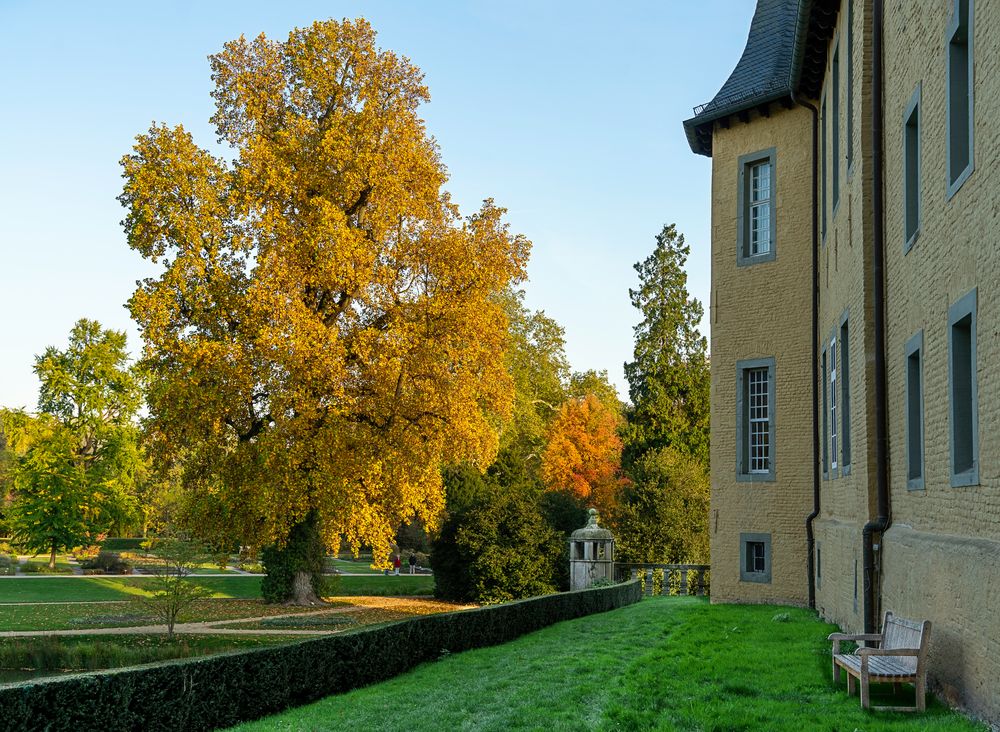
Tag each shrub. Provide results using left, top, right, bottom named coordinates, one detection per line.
left=80, top=551, right=131, bottom=575
left=101, top=538, right=145, bottom=552
left=0, top=581, right=640, bottom=731
left=431, top=466, right=563, bottom=604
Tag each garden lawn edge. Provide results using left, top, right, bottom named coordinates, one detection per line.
left=0, top=581, right=641, bottom=731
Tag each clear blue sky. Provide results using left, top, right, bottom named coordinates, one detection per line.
left=0, top=0, right=753, bottom=410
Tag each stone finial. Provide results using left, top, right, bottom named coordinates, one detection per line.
left=586, top=508, right=600, bottom=527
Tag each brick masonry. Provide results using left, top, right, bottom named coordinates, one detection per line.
left=703, top=0, right=1000, bottom=723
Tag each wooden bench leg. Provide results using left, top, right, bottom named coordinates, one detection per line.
left=833, top=660, right=841, bottom=684
left=860, top=670, right=871, bottom=709
left=847, top=673, right=855, bottom=696
left=916, top=676, right=926, bottom=712
left=893, top=682, right=901, bottom=695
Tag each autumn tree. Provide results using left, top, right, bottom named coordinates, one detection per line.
left=3, top=320, right=143, bottom=566
left=119, top=19, right=529, bottom=603
left=540, top=394, right=624, bottom=518
left=623, top=224, right=710, bottom=467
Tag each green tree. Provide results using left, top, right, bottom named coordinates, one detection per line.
left=4, top=320, right=143, bottom=566
left=119, top=20, right=529, bottom=603
left=138, top=537, right=214, bottom=637
left=613, top=446, right=709, bottom=564
left=431, top=465, right=562, bottom=604
left=567, top=369, right=622, bottom=415
left=499, top=289, right=570, bottom=470
left=624, top=224, right=710, bottom=467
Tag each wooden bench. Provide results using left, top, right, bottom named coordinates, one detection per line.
left=828, top=611, right=931, bottom=711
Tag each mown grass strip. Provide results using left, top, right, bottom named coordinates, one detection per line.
left=0, top=574, right=433, bottom=605
left=229, top=597, right=985, bottom=732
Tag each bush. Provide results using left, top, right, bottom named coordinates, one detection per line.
left=0, top=555, right=16, bottom=576
left=101, top=538, right=144, bottom=552
left=0, top=581, right=640, bottom=731
left=431, top=465, right=563, bottom=604
left=80, top=552, right=131, bottom=575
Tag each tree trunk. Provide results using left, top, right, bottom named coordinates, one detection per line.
left=289, top=570, right=323, bottom=605
left=49, top=544, right=57, bottom=570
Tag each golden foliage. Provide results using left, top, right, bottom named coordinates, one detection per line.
left=119, top=19, right=529, bottom=561
left=540, top=394, right=624, bottom=517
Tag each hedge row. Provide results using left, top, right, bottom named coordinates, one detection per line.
left=0, top=580, right=641, bottom=731
left=100, top=538, right=145, bottom=551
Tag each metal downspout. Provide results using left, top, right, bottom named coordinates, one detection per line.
left=863, top=0, right=891, bottom=635
left=792, top=90, right=821, bottom=610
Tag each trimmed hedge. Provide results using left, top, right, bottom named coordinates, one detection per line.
left=0, top=581, right=641, bottom=731
left=101, top=538, right=145, bottom=551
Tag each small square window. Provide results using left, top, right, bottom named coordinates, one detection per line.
left=740, top=532, right=771, bottom=583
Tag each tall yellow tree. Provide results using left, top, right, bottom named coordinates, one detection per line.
left=119, top=19, right=529, bottom=602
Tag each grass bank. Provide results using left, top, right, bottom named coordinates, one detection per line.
left=0, top=574, right=433, bottom=604
left=229, top=597, right=984, bottom=732
left=0, top=634, right=295, bottom=683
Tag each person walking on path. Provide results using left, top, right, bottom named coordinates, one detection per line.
left=393, top=555, right=401, bottom=576
left=408, top=553, right=417, bottom=575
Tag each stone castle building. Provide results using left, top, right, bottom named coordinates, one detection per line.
left=683, top=0, right=999, bottom=722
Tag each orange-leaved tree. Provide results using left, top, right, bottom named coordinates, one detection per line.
left=540, top=394, right=624, bottom=518
left=119, top=19, right=529, bottom=603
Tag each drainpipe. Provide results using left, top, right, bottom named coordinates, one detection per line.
left=791, top=90, right=821, bottom=610
left=862, top=0, right=891, bottom=635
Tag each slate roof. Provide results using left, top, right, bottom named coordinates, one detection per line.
left=683, top=0, right=835, bottom=156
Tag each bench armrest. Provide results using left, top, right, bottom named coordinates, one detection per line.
left=828, top=633, right=882, bottom=642
left=857, top=647, right=920, bottom=657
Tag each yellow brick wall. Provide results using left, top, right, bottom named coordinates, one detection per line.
left=880, top=0, right=1000, bottom=722
left=709, top=105, right=814, bottom=606
left=705, top=0, right=1000, bottom=721
left=813, top=0, right=876, bottom=638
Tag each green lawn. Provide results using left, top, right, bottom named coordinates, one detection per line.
left=229, top=597, right=984, bottom=732
left=0, top=574, right=433, bottom=604
left=0, top=598, right=350, bottom=631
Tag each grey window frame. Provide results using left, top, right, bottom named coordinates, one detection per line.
left=905, top=330, right=925, bottom=491
left=821, top=346, right=829, bottom=480
left=840, top=312, right=851, bottom=474
left=829, top=331, right=839, bottom=477
left=946, top=0, right=974, bottom=199
left=846, top=0, right=855, bottom=175
left=736, top=357, right=776, bottom=482
left=821, top=94, right=828, bottom=242
left=948, top=288, right=979, bottom=486
left=736, top=148, right=777, bottom=266
left=832, top=36, right=841, bottom=214
left=903, top=84, right=922, bottom=252
left=740, top=532, right=772, bottom=584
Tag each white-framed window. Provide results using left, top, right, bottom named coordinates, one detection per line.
left=749, top=161, right=772, bottom=256
left=737, top=149, right=776, bottom=266
left=748, top=367, right=770, bottom=474
left=830, top=336, right=838, bottom=474
left=740, top=532, right=772, bottom=584
left=736, top=357, right=776, bottom=481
